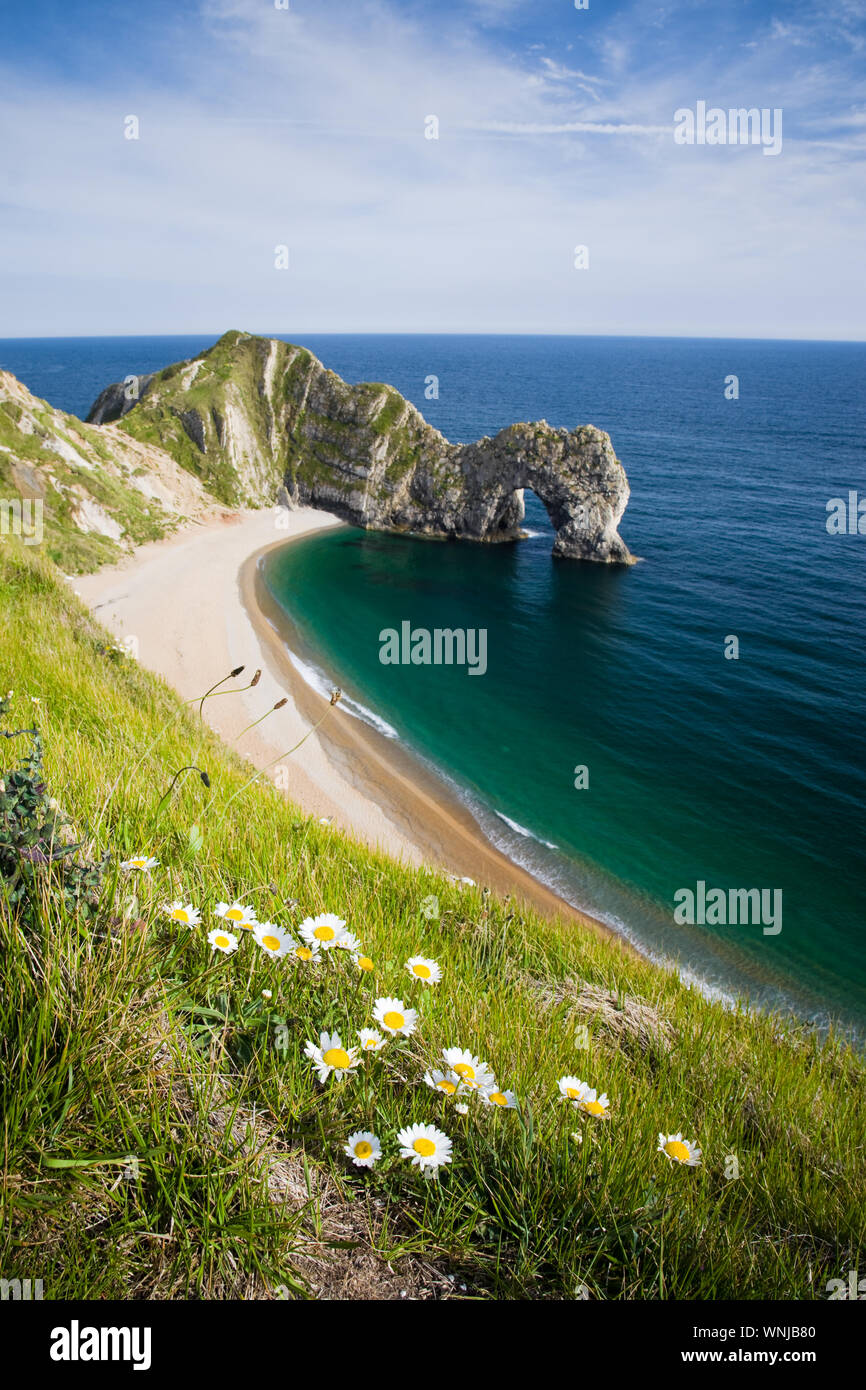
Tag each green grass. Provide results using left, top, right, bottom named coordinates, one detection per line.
left=0, top=537, right=863, bottom=1301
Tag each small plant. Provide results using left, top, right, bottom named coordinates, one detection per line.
left=0, top=694, right=106, bottom=918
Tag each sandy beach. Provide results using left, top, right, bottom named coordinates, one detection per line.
left=74, top=506, right=625, bottom=947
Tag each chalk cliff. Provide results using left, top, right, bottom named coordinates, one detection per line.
left=87, top=330, right=633, bottom=563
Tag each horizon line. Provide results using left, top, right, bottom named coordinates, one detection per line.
left=1, top=329, right=865, bottom=346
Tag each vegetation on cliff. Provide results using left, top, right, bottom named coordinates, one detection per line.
left=1, top=537, right=862, bottom=1299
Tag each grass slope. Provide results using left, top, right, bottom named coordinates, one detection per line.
left=1, top=538, right=863, bottom=1301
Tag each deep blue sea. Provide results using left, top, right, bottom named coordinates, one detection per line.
left=3, top=333, right=865, bottom=1033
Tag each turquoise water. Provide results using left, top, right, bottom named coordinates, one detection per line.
left=3, top=332, right=864, bottom=1032
left=259, top=336, right=866, bottom=1035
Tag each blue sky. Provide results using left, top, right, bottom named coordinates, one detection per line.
left=1, top=0, right=864, bottom=338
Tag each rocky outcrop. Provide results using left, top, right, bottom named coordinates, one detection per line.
left=86, top=373, right=156, bottom=424
left=88, top=331, right=633, bottom=563
left=0, top=369, right=216, bottom=572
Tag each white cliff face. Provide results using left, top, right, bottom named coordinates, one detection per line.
left=85, top=331, right=634, bottom=564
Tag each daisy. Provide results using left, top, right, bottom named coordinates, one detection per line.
left=215, top=900, right=258, bottom=930
left=577, top=1089, right=610, bottom=1118
left=442, top=1048, right=495, bottom=1091
left=299, top=913, right=347, bottom=950
left=481, top=1086, right=518, bottom=1109
left=455, top=1103, right=469, bottom=1116
left=291, top=941, right=321, bottom=965
left=121, top=855, right=159, bottom=871
left=358, top=1028, right=386, bottom=1053
left=164, top=901, right=201, bottom=927
left=557, top=1075, right=590, bottom=1103
left=344, top=1131, right=381, bottom=1169
left=373, top=996, right=417, bottom=1037
left=334, top=930, right=363, bottom=956
left=658, top=1133, right=702, bottom=1166
left=397, top=1122, right=453, bottom=1171
left=356, top=954, right=374, bottom=973
left=405, top=955, right=442, bottom=985
left=424, top=1069, right=463, bottom=1097
left=207, top=927, right=239, bottom=955
left=252, top=922, right=294, bottom=959
left=304, top=1031, right=360, bottom=1083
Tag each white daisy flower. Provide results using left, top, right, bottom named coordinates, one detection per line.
left=577, top=1089, right=610, bottom=1118
left=658, top=1133, right=702, bottom=1166
left=262, top=989, right=273, bottom=1000
left=303, top=1031, right=360, bottom=1083
left=441, top=1048, right=494, bottom=1091
left=215, top=900, right=258, bottom=930
left=299, top=913, right=347, bottom=950
left=373, top=997, right=417, bottom=1037
left=252, top=922, right=294, bottom=958
left=207, top=927, right=239, bottom=954
left=455, top=1103, right=469, bottom=1115
left=164, top=901, right=201, bottom=927
left=120, top=855, right=159, bottom=871
left=344, top=1131, right=381, bottom=1168
left=424, top=1069, right=464, bottom=1097
left=405, top=955, right=442, bottom=985
left=480, top=1086, right=518, bottom=1109
left=358, top=1028, right=386, bottom=1052
left=334, top=930, right=363, bottom=956
left=356, top=954, right=374, bottom=973
left=557, top=1075, right=590, bottom=1103
left=397, top=1122, right=453, bottom=1171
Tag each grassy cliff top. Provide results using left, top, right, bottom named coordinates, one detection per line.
left=0, top=536, right=863, bottom=1300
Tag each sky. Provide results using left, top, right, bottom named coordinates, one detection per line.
left=0, top=0, right=864, bottom=339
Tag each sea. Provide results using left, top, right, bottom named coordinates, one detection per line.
left=2, top=332, right=864, bottom=1035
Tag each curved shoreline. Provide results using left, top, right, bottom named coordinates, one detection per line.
left=240, top=531, right=631, bottom=953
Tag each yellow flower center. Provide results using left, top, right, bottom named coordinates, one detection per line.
left=453, top=1062, right=475, bottom=1079
left=666, top=1140, right=690, bottom=1162
left=296, top=946, right=313, bottom=960
left=358, top=956, right=373, bottom=971
left=323, top=1047, right=351, bottom=1070
left=489, top=1092, right=507, bottom=1106
left=354, top=1141, right=373, bottom=1159
left=214, top=934, right=230, bottom=949
left=314, top=925, right=335, bottom=941
left=383, top=1011, right=404, bottom=1030
left=413, top=1137, right=436, bottom=1157
left=566, top=1086, right=580, bottom=1099
left=225, top=908, right=243, bottom=920
left=413, top=963, right=431, bottom=978
left=262, top=934, right=280, bottom=951
left=583, top=1100, right=605, bottom=1115
left=364, top=1039, right=378, bottom=1049
left=130, top=859, right=146, bottom=868
left=173, top=910, right=189, bottom=923
left=437, top=1079, right=457, bottom=1093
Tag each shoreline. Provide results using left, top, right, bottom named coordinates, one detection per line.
left=242, top=536, right=628, bottom=950
left=74, top=506, right=629, bottom=954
